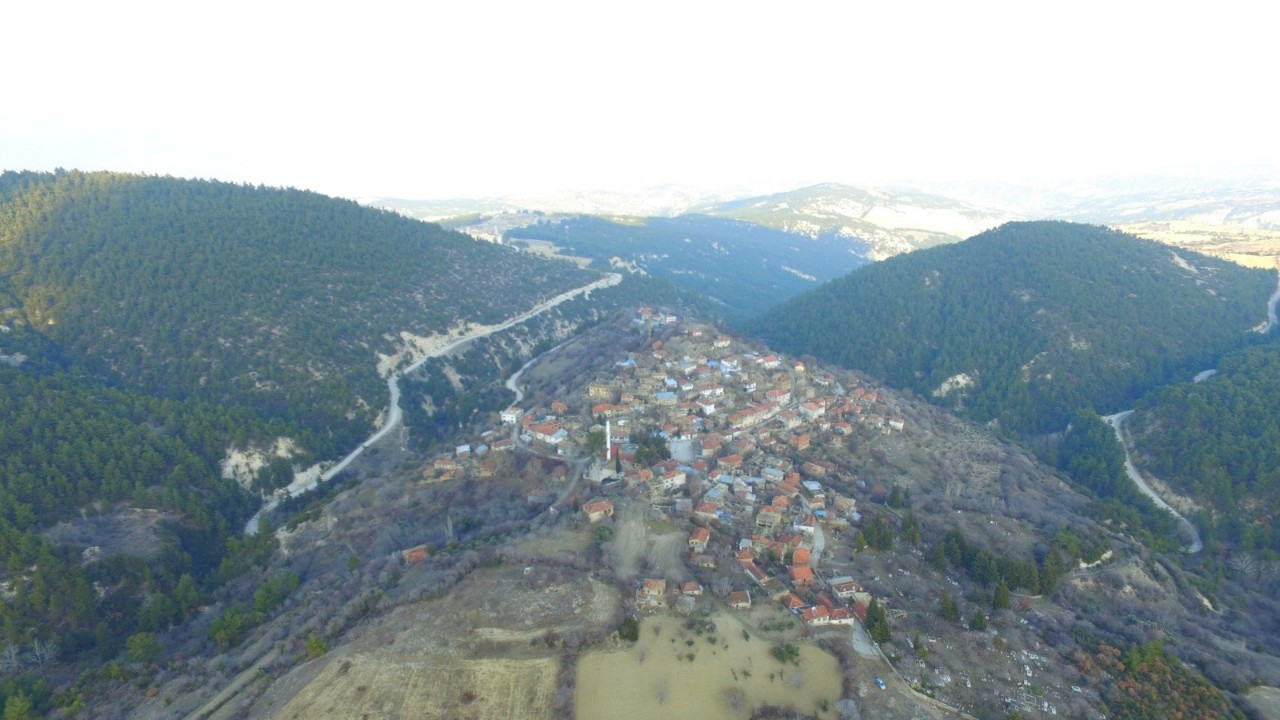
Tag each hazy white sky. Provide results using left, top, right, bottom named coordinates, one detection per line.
left=4, top=0, right=1275, bottom=200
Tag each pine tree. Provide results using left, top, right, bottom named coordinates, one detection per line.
left=867, top=599, right=892, bottom=644
left=903, top=511, right=922, bottom=546
left=993, top=582, right=1012, bottom=611
left=939, top=591, right=960, bottom=624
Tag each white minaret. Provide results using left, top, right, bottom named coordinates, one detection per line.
left=605, top=419, right=612, bottom=461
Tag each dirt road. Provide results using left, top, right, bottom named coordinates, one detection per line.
left=246, top=273, right=622, bottom=534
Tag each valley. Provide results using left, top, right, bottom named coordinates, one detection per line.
left=146, top=308, right=1269, bottom=720
left=3, top=176, right=1280, bottom=720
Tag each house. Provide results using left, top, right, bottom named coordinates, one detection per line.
left=401, top=544, right=429, bottom=564
left=550, top=400, right=568, bottom=415
left=681, top=581, right=704, bottom=596
left=801, top=605, right=830, bottom=626
left=728, top=590, right=752, bottom=610
left=529, top=422, right=567, bottom=446
left=659, top=469, right=686, bottom=491
left=782, top=593, right=807, bottom=612
left=500, top=408, right=523, bottom=425
left=592, top=402, right=619, bottom=418
left=714, top=336, right=732, bottom=349
left=688, top=527, right=711, bottom=553
left=851, top=603, right=869, bottom=623
left=698, top=384, right=725, bottom=398
left=640, top=578, right=667, bottom=607
left=828, top=607, right=856, bottom=625
left=799, top=401, right=826, bottom=419
left=792, top=514, right=818, bottom=534
left=755, top=507, right=783, bottom=532
left=789, top=565, right=814, bottom=587
left=583, top=498, right=615, bottom=523
left=791, top=547, right=811, bottom=567
left=691, top=553, right=717, bottom=569
left=765, top=388, right=791, bottom=405
left=743, top=563, right=769, bottom=586
left=588, top=382, right=613, bottom=401
left=694, top=502, right=719, bottom=522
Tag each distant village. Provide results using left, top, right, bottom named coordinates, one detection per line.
left=418, top=307, right=911, bottom=635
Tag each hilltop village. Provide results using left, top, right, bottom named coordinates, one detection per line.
left=402, top=308, right=1100, bottom=719
left=433, top=309, right=907, bottom=641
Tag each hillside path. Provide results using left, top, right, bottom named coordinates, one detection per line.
left=1264, top=264, right=1280, bottom=333
left=245, top=272, right=621, bottom=534
left=1103, top=411, right=1203, bottom=553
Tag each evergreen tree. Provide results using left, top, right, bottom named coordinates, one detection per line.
left=940, top=591, right=960, bottom=624
left=866, top=599, right=892, bottom=643
left=903, top=511, right=922, bottom=546
left=993, top=582, right=1012, bottom=611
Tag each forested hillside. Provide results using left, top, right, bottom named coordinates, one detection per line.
left=1130, top=342, right=1280, bottom=554
left=505, top=214, right=866, bottom=318
left=0, top=170, right=600, bottom=677
left=0, top=170, right=593, bottom=454
left=751, top=221, right=1274, bottom=434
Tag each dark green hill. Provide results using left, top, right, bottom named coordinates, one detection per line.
left=505, top=214, right=866, bottom=318
left=0, top=170, right=600, bottom=664
left=750, top=221, right=1274, bottom=434
left=0, top=170, right=595, bottom=454
left=1129, top=341, right=1280, bottom=553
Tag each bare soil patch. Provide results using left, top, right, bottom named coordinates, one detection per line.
left=1247, top=686, right=1280, bottom=720
left=576, top=613, right=842, bottom=720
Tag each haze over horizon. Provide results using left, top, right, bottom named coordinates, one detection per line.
left=4, top=0, right=1276, bottom=202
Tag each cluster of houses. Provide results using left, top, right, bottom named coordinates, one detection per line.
left=527, top=309, right=906, bottom=627
left=418, top=308, right=908, bottom=627
left=425, top=307, right=907, bottom=492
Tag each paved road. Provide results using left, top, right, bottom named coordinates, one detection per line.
left=1265, top=266, right=1280, bottom=333
left=1103, top=411, right=1203, bottom=553
left=245, top=273, right=622, bottom=534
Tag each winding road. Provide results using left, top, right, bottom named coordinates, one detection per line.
left=245, top=273, right=622, bottom=534
left=1264, top=265, right=1280, bottom=334
left=1094, top=266, right=1280, bottom=554
left=1103, top=411, right=1203, bottom=553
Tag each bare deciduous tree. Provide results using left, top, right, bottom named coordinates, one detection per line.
left=30, top=638, right=57, bottom=667
left=0, top=644, right=19, bottom=673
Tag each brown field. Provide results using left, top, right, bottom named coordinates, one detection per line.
left=272, top=655, right=560, bottom=720
left=576, top=614, right=843, bottom=720
left=251, top=564, right=619, bottom=719
left=1118, top=221, right=1280, bottom=268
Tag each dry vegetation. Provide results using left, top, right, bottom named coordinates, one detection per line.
left=1119, top=220, right=1280, bottom=268
left=110, top=314, right=1280, bottom=720
left=577, top=614, right=842, bottom=720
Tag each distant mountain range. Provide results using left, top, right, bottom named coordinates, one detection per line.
left=692, top=183, right=1015, bottom=260
left=369, top=183, right=1016, bottom=261
left=371, top=177, right=1280, bottom=265
left=504, top=214, right=868, bottom=319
